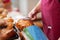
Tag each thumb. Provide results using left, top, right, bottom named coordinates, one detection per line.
left=31, top=15, right=37, bottom=20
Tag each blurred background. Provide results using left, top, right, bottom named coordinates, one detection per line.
left=11, top=0, right=39, bottom=16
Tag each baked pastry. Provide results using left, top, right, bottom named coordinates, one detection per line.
left=16, top=19, right=33, bottom=31
left=0, top=29, right=17, bottom=40
left=0, top=8, right=8, bottom=19
left=33, top=21, right=43, bottom=28
left=0, top=17, right=14, bottom=29
left=4, top=17, right=14, bottom=29
left=0, top=17, right=17, bottom=40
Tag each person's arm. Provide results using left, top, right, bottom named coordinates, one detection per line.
left=33, top=1, right=41, bottom=13
left=28, top=0, right=41, bottom=20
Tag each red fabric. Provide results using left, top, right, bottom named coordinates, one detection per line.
left=41, top=0, right=60, bottom=40
left=3, top=0, right=11, bottom=3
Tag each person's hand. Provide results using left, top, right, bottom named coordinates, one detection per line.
left=28, top=1, right=41, bottom=20
left=28, top=9, right=37, bottom=20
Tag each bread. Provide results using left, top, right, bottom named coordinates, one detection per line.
left=0, top=8, right=8, bottom=19
left=0, top=29, right=16, bottom=40
left=16, top=19, right=33, bottom=31
left=4, top=17, right=14, bottom=29
left=0, top=18, right=16, bottom=40
left=0, top=17, right=14, bottom=29
left=33, top=21, right=43, bottom=28
left=0, top=8, right=8, bottom=27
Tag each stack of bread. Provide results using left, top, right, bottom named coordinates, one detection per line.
left=0, top=8, right=8, bottom=19
left=16, top=19, right=33, bottom=31
left=0, top=8, right=34, bottom=40
left=0, top=7, right=45, bottom=40
left=0, top=8, right=17, bottom=40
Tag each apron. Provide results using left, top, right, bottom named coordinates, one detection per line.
left=41, top=0, right=60, bottom=40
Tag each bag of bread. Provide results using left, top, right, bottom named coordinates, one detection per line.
left=21, top=25, right=48, bottom=40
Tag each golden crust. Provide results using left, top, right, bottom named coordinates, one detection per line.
left=0, top=17, right=16, bottom=40
left=16, top=19, right=33, bottom=31
left=0, top=28, right=16, bottom=40
left=0, top=8, right=8, bottom=19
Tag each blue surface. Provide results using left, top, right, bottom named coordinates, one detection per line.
left=26, top=25, right=48, bottom=40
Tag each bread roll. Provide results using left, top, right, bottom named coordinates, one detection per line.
left=0, top=8, right=8, bottom=19
left=33, top=21, right=43, bottom=28
left=0, top=18, right=16, bottom=40
left=16, top=19, right=33, bottom=31
left=0, top=17, right=14, bottom=29
left=0, top=29, right=16, bottom=40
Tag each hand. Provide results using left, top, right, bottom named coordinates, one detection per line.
left=28, top=10, right=37, bottom=20
left=28, top=1, right=41, bottom=20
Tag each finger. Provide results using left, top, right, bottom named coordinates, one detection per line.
left=31, top=15, right=37, bottom=20
left=28, top=10, right=35, bottom=18
left=28, top=13, right=33, bottom=19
